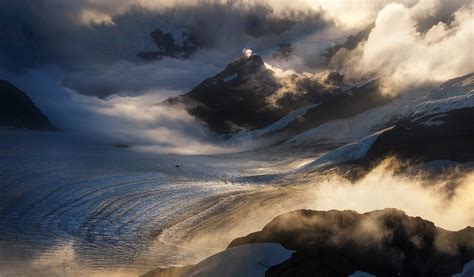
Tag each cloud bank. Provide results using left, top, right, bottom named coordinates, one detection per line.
left=1, top=67, right=243, bottom=155
left=311, top=159, right=474, bottom=230
left=335, top=0, right=473, bottom=93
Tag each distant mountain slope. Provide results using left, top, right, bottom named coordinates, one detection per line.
left=274, top=79, right=388, bottom=137
left=229, top=209, right=474, bottom=277
left=291, top=73, right=474, bottom=178
left=0, top=80, right=56, bottom=131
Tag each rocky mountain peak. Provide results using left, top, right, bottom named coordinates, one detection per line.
left=223, top=53, right=266, bottom=76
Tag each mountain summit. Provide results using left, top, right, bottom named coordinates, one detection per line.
left=166, top=53, right=285, bottom=134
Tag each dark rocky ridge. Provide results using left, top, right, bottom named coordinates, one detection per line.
left=229, top=209, right=474, bottom=277
left=0, top=80, right=56, bottom=131
left=363, top=107, right=474, bottom=164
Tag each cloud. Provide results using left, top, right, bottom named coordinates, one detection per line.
left=338, top=1, right=473, bottom=94
left=311, top=159, right=474, bottom=230
left=0, top=0, right=330, bottom=69
left=307, top=0, right=419, bottom=29
left=410, top=0, right=472, bottom=32
left=63, top=59, right=220, bottom=97
left=1, top=66, right=245, bottom=155
left=78, top=9, right=115, bottom=26
left=137, top=158, right=473, bottom=269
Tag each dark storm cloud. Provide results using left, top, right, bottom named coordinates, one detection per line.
left=62, top=59, right=220, bottom=98
left=0, top=0, right=330, bottom=70
left=0, top=0, right=333, bottom=98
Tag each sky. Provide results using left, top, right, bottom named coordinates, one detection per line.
left=0, top=0, right=472, bottom=153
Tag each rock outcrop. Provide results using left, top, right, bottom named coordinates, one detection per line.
left=0, top=80, right=56, bottom=131
left=229, top=209, right=473, bottom=277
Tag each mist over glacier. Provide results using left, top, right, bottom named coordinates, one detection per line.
left=0, top=0, right=473, bottom=276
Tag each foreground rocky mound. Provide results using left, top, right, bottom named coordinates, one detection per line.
left=143, top=209, right=473, bottom=277
left=0, top=80, right=56, bottom=130
left=229, top=209, right=473, bottom=277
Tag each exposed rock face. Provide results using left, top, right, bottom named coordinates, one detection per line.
left=0, top=80, right=56, bottom=131
left=321, top=23, right=374, bottom=66
left=364, top=107, right=474, bottom=163
left=138, top=28, right=201, bottom=61
left=229, top=209, right=474, bottom=277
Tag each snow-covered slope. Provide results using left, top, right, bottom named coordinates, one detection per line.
left=272, top=72, right=474, bottom=171
left=184, top=243, right=292, bottom=277
left=284, top=73, right=473, bottom=150
left=296, top=127, right=392, bottom=172
left=226, top=104, right=318, bottom=147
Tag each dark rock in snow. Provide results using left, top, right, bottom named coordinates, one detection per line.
left=138, top=28, right=201, bottom=61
